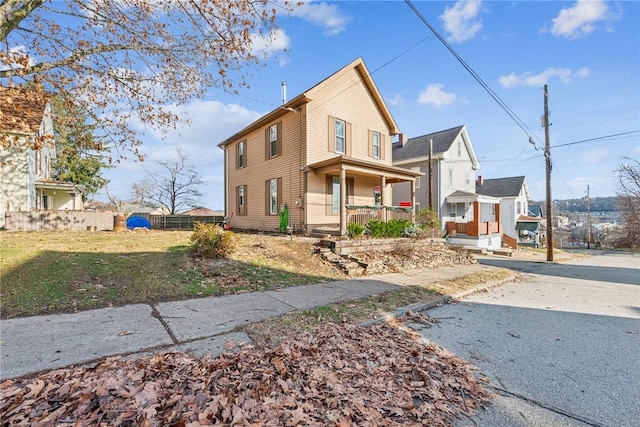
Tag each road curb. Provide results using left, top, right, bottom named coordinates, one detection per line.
left=359, top=271, right=519, bottom=328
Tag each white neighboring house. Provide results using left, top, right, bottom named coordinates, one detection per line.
left=475, top=175, right=530, bottom=241
left=391, top=125, right=480, bottom=224
left=0, top=86, right=83, bottom=229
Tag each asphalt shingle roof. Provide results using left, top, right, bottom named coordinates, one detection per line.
left=392, top=125, right=465, bottom=162
left=476, top=176, right=526, bottom=198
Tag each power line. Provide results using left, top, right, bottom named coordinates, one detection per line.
left=552, top=130, right=639, bottom=148
left=404, top=0, right=541, bottom=148
left=479, top=130, right=639, bottom=162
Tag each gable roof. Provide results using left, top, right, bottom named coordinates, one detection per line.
left=305, top=57, right=399, bottom=135
left=528, top=204, right=543, bottom=217
left=476, top=176, right=526, bottom=198
left=392, top=125, right=480, bottom=168
left=218, top=57, right=398, bottom=147
left=0, top=86, right=48, bottom=135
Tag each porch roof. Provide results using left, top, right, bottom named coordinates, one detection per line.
left=35, top=179, right=83, bottom=194
left=446, top=190, right=501, bottom=204
left=307, top=155, right=423, bottom=183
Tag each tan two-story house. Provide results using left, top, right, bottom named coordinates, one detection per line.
left=1, top=86, right=83, bottom=229
left=218, top=58, right=421, bottom=235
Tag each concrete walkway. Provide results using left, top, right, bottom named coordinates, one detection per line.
left=0, top=263, right=504, bottom=381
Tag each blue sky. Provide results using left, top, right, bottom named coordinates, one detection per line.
left=99, top=0, right=640, bottom=209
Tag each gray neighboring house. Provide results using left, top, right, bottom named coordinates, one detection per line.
left=475, top=175, right=531, bottom=240
left=392, top=125, right=480, bottom=223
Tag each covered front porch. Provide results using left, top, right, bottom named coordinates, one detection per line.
left=444, top=191, right=508, bottom=250
left=34, top=179, right=84, bottom=211
left=307, top=156, right=422, bottom=235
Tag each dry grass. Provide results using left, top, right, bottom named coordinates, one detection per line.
left=243, top=269, right=514, bottom=347
left=0, top=230, right=343, bottom=319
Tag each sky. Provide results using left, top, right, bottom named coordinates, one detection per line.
left=96, top=0, right=639, bottom=210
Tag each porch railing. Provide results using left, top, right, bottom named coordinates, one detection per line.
left=445, top=221, right=500, bottom=237
left=346, top=205, right=412, bottom=227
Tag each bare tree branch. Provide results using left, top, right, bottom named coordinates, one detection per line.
left=1, top=0, right=291, bottom=158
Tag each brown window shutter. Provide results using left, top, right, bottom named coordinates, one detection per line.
left=368, top=130, right=373, bottom=157
left=243, top=186, right=247, bottom=216
left=265, top=128, right=270, bottom=160
left=328, top=116, right=335, bottom=152
left=277, top=177, right=282, bottom=210
left=381, top=134, right=386, bottom=160
left=345, top=121, right=352, bottom=156
left=236, top=186, right=240, bottom=214
left=277, top=122, right=282, bottom=156
left=265, top=180, right=270, bottom=215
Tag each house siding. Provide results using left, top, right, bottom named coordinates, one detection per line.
left=305, top=66, right=392, bottom=166
left=220, top=58, right=411, bottom=234
left=304, top=64, right=393, bottom=228
left=392, top=132, right=475, bottom=226
left=225, top=111, right=305, bottom=232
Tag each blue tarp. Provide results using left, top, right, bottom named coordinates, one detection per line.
left=127, top=216, right=151, bottom=229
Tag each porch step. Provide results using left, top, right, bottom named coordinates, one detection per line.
left=463, top=246, right=488, bottom=255
left=493, top=248, right=513, bottom=257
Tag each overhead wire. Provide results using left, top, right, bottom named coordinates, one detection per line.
left=403, top=0, right=541, bottom=148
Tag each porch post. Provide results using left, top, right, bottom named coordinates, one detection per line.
left=340, top=168, right=347, bottom=235
left=473, top=201, right=480, bottom=236
left=380, top=176, right=387, bottom=221
left=411, top=179, right=416, bottom=223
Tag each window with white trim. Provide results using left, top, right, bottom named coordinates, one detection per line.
left=372, top=131, right=380, bottom=158
left=269, top=178, right=278, bottom=215
left=335, top=119, right=345, bottom=154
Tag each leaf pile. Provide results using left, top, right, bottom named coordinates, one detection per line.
left=1, top=320, right=491, bottom=426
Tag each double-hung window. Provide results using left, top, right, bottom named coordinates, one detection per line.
left=236, top=141, right=246, bottom=168
left=372, top=132, right=380, bottom=158
left=236, top=185, right=247, bottom=215
left=265, top=122, right=281, bottom=159
left=266, top=178, right=281, bottom=216
left=334, top=119, right=346, bottom=154
left=269, top=125, right=278, bottom=157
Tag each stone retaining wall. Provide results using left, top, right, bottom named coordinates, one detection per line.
left=320, top=237, right=446, bottom=256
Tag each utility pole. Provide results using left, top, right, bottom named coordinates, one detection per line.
left=428, top=139, right=433, bottom=210
left=586, top=185, right=591, bottom=249
left=543, top=84, right=554, bottom=261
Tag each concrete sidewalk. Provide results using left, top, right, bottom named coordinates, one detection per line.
left=0, top=263, right=502, bottom=381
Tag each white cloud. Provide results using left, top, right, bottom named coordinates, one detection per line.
left=387, top=92, right=406, bottom=107
left=0, top=45, right=37, bottom=72
left=580, top=146, right=610, bottom=164
left=100, top=99, right=262, bottom=207
left=417, top=84, right=457, bottom=107
left=498, top=67, right=590, bottom=88
left=439, top=0, right=483, bottom=43
left=550, top=0, right=610, bottom=39
left=288, top=0, right=351, bottom=35
left=251, top=28, right=290, bottom=59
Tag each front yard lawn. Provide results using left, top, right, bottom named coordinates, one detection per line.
left=0, top=230, right=344, bottom=318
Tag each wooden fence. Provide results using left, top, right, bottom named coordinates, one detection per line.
left=130, top=213, right=224, bottom=230
left=4, top=211, right=225, bottom=232
left=4, top=210, right=116, bottom=231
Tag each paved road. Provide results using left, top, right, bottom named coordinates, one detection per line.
left=412, top=251, right=640, bottom=427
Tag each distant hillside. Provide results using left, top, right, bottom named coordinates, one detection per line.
left=532, top=197, right=618, bottom=213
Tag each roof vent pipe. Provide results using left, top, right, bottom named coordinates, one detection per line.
left=281, top=82, right=287, bottom=105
